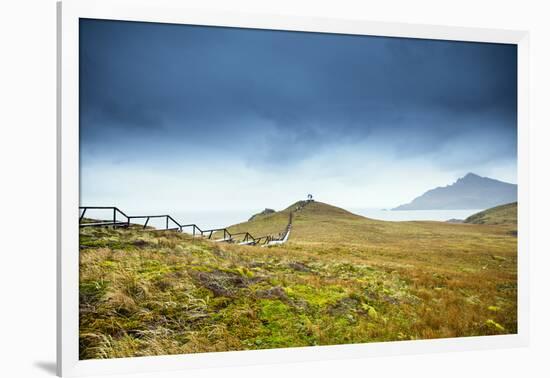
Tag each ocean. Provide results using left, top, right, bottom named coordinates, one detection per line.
left=82, top=207, right=482, bottom=230
left=348, top=208, right=482, bottom=222
left=130, top=208, right=482, bottom=230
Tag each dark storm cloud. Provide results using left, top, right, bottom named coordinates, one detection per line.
left=79, top=19, right=517, bottom=167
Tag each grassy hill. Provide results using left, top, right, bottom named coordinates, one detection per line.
left=79, top=200, right=517, bottom=359
left=229, top=201, right=516, bottom=258
left=464, top=202, right=517, bottom=226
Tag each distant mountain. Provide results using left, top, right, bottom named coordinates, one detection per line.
left=393, top=173, right=517, bottom=210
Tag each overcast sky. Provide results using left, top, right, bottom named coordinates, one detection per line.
left=79, top=19, right=517, bottom=212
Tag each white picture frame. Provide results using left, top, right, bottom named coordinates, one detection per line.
left=57, top=0, right=530, bottom=376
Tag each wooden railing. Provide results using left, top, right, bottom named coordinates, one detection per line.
left=79, top=206, right=130, bottom=228
left=79, top=206, right=273, bottom=246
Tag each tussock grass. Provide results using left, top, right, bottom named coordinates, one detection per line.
left=79, top=202, right=517, bottom=359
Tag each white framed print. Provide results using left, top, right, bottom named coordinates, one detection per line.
left=57, top=0, right=530, bottom=376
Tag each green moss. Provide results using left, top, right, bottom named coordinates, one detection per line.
left=285, top=285, right=347, bottom=307
left=361, top=303, right=378, bottom=319
left=255, top=300, right=314, bottom=348
left=260, top=300, right=291, bottom=320
left=136, top=259, right=172, bottom=279
left=221, top=266, right=255, bottom=278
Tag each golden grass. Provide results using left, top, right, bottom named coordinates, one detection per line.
left=79, top=202, right=517, bottom=359
left=465, top=202, right=518, bottom=225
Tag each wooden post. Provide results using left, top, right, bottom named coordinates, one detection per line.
left=79, top=208, right=87, bottom=222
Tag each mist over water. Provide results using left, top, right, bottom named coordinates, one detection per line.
left=170, top=210, right=255, bottom=230
left=120, top=208, right=482, bottom=230
left=178, top=208, right=482, bottom=229
left=350, top=208, right=482, bottom=222
left=82, top=206, right=482, bottom=231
